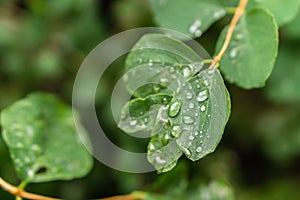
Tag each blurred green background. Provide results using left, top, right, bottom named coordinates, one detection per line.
left=0, top=0, right=300, bottom=199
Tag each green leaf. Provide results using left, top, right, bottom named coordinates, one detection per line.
left=0, top=92, right=93, bottom=183
left=119, top=34, right=231, bottom=172
left=149, top=0, right=229, bottom=38
left=282, top=9, right=300, bottom=39
left=247, top=0, right=300, bottom=26
left=216, top=8, right=278, bottom=89
left=265, top=43, right=300, bottom=103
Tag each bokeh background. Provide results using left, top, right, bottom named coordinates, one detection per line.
left=1, top=0, right=300, bottom=199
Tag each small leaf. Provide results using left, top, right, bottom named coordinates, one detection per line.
left=149, top=0, right=229, bottom=38
left=247, top=0, right=300, bottom=26
left=265, top=43, right=300, bottom=103
left=119, top=34, right=231, bottom=172
left=216, top=8, right=278, bottom=89
left=0, top=92, right=93, bottom=183
left=282, top=9, right=300, bottom=39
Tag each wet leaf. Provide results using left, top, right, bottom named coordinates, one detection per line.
left=0, top=92, right=93, bottom=183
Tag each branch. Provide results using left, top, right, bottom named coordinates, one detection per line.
left=211, top=0, right=248, bottom=68
left=0, top=177, right=60, bottom=200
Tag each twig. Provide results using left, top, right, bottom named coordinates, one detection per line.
left=211, top=0, right=248, bottom=68
left=0, top=177, right=60, bottom=200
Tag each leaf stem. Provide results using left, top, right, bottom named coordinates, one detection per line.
left=0, top=177, right=60, bottom=200
left=210, top=0, right=248, bottom=69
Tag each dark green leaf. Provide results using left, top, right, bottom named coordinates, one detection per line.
left=247, top=0, right=300, bottom=26
left=149, top=0, right=228, bottom=38
left=216, top=8, right=278, bottom=89
left=0, top=92, right=93, bottom=183
left=119, top=34, right=231, bottom=172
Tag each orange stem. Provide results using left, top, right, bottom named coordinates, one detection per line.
left=211, top=0, right=248, bottom=68
left=0, top=177, right=60, bottom=200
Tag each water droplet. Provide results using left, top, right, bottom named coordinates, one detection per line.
left=156, top=156, right=166, bottom=164
left=27, top=170, right=34, bottom=178
left=213, top=10, right=226, bottom=19
left=165, top=133, right=171, bottom=140
left=186, top=92, right=193, bottom=100
left=196, top=146, right=202, bottom=152
left=195, top=30, right=202, bottom=37
left=189, top=102, right=195, bottom=109
left=195, top=131, right=199, bottom=136
left=235, top=33, right=244, bottom=40
left=183, top=67, right=191, bottom=77
left=149, top=144, right=155, bottom=150
left=189, top=19, right=202, bottom=37
left=189, top=135, right=195, bottom=140
left=197, top=90, right=208, bottom=102
left=203, top=80, right=209, bottom=86
left=171, top=125, right=181, bottom=137
left=153, top=85, right=160, bottom=92
left=230, top=47, right=239, bottom=58
left=160, top=77, right=168, bottom=83
left=130, top=120, right=137, bottom=126
left=168, top=100, right=182, bottom=117
left=200, top=105, right=206, bottom=112
left=183, top=116, right=195, bottom=124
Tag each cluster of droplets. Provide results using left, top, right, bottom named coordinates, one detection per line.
left=189, top=19, right=202, bottom=37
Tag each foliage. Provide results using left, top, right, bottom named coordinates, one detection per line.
left=0, top=0, right=300, bottom=199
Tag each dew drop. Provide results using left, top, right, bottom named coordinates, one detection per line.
left=203, top=80, right=209, bottom=86
left=200, top=105, right=206, bottom=112
left=235, top=33, right=244, bottom=40
left=189, top=19, right=202, bottom=37
left=213, top=10, right=226, bottom=19
left=149, top=144, right=156, bottom=150
left=186, top=92, right=193, bottom=100
left=188, top=102, right=195, bottom=109
left=168, top=100, right=182, bottom=117
left=183, top=67, right=191, bottom=77
left=195, top=131, right=199, bottom=136
left=165, top=133, right=171, bottom=140
left=160, top=77, right=169, bottom=83
left=189, top=135, right=195, bottom=140
left=27, top=170, right=34, bottom=178
left=130, top=120, right=137, bottom=126
left=171, top=125, right=181, bottom=138
left=230, top=47, right=239, bottom=58
left=183, top=116, right=195, bottom=124
left=196, top=146, right=202, bottom=152
left=197, top=90, right=208, bottom=102
left=156, top=156, right=166, bottom=164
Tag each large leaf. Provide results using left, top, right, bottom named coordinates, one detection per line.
left=149, top=0, right=231, bottom=38
left=216, top=8, right=278, bottom=89
left=247, top=0, right=300, bottom=26
left=0, top=92, right=93, bottom=183
left=119, top=34, right=231, bottom=172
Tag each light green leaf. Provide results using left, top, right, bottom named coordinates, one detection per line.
left=247, top=0, right=300, bottom=26
left=119, top=34, right=231, bottom=172
left=216, top=8, right=278, bottom=89
left=0, top=92, right=93, bottom=183
left=149, top=0, right=229, bottom=38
